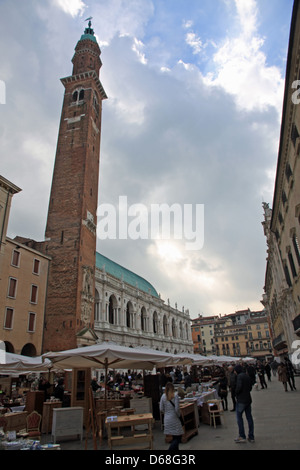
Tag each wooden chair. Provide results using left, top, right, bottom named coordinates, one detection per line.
left=26, top=411, right=42, bottom=437
left=0, top=416, right=8, bottom=432
left=208, top=400, right=224, bottom=429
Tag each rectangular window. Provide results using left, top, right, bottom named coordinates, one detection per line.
left=282, top=190, right=287, bottom=206
left=4, top=307, right=14, bottom=329
left=33, top=259, right=40, bottom=275
left=291, top=123, right=299, bottom=146
left=285, top=163, right=293, bottom=181
left=30, top=285, right=38, bottom=304
left=284, top=262, right=292, bottom=287
left=11, top=250, right=20, bottom=267
left=8, top=277, right=17, bottom=298
left=292, top=235, right=300, bottom=266
left=288, top=251, right=297, bottom=278
left=28, top=312, right=36, bottom=332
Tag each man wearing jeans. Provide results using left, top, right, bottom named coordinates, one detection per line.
left=234, top=364, right=255, bottom=443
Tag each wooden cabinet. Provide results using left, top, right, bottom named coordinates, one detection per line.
left=143, top=374, right=160, bottom=419
left=51, top=407, right=83, bottom=443
left=180, top=403, right=198, bottom=443
left=71, top=368, right=91, bottom=424
left=42, top=401, right=62, bottom=433
left=25, top=391, right=45, bottom=415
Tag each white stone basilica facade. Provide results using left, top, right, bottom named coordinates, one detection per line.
left=92, top=252, right=193, bottom=354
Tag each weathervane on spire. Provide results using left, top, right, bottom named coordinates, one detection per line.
left=85, top=16, right=93, bottom=29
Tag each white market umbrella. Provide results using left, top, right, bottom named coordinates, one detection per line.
left=206, top=355, right=241, bottom=364
left=0, top=352, right=52, bottom=375
left=43, top=342, right=188, bottom=407
left=43, top=342, right=182, bottom=371
left=178, top=353, right=213, bottom=366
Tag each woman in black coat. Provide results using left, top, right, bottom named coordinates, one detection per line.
left=217, top=372, right=228, bottom=411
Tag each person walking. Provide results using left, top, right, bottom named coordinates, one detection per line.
left=257, top=361, right=267, bottom=389
left=160, top=382, right=184, bottom=451
left=245, top=363, right=256, bottom=387
left=216, top=371, right=228, bottom=411
left=228, top=365, right=237, bottom=411
left=270, top=359, right=278, bottom=377
left=234, top=365, right=255, bottom=444
left=265, top=361, right=272, bottom=382
left=284, top=356, right=297, bottom=391
left=277, top=362, right=289, bottom=392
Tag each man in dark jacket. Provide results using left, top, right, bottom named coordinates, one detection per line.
left=234, top=364, right=255, bottom=443
left=228, top=366, right=237, bottom=411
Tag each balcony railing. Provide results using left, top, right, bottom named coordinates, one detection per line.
left=292, top=314, right=300, bottom=335
left=273, top=334, right=287, bottom=350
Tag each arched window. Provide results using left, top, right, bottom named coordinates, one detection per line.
left=109, top=295, right=118, bottom=325
left=163, top=315, right=168, bottom=336
left=72, top=88, right=85, bottom=104
left=141, top=307, right=147, bottom=331
left=21, top=343, right=36, bottom=357
left=179, top=321, right=183, bottom=339
left=72, top=90, right=78, bottom=102
left=126, top=301, right=134, bottom=328
left=153, top=311, right=158, bottom=334
left=94, top=289, right=100, bottom=322
left=172, top=318, right=176, bottom=338
left=79, top=89, right=85, bottom=101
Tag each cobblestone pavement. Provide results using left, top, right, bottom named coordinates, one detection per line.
left=45, top=375, right=300, bottom=451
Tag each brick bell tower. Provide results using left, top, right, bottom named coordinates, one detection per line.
left=43, top=20, right=107, bottom=352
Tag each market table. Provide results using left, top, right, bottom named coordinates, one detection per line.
left=97, top=407, right=135, bottom=443
left=181, top=389, right=218, bottom=407
left=106, top=412, right=154, bottom=450
left=180, top=389, right=218, bottom=426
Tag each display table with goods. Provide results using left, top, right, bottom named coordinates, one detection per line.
left=181, top=389, right=218, bottom=407
left=0, top=428, right=61, bottom=450
left=105, top=412, right=154, bottom=450
left=97, top=408, right=135, bottom=444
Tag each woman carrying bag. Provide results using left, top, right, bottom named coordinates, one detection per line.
left=160, top=382, right=184, bottom=451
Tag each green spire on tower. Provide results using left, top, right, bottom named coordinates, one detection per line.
left=80, top=17, right=97, bottom=43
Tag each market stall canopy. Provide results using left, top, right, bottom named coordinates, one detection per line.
left=206, top=355, right=242, bottom=364
left=42, top=342, right=191, bottom=371
left=0, top=352, right=52, bottom=375
left=177, top=353, right=213, bottom=365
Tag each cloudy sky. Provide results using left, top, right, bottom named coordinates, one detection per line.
left=0, top=0, right=294, bottom=318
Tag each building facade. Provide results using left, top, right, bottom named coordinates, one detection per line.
left=0, top=176, right=50, bottom=356
left=93, top=253, right=193, bottom=353
left=191, top=315, right=218, bottom=355
left=191, top=309, right=272, bottom=360
left=262, top=1, right=300, bottom=359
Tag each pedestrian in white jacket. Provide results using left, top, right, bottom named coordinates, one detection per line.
left=160, top=382, right=183, bottom=451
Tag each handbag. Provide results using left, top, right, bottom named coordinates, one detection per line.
left=170, top=400, right=184, bottom=426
